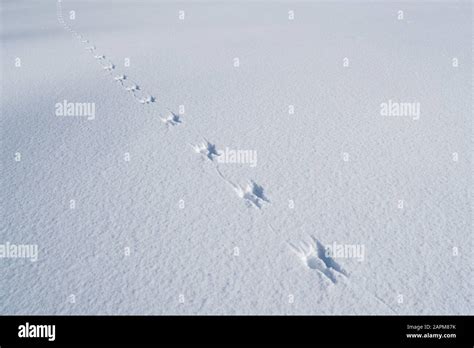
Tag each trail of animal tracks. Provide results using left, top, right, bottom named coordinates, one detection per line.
left=1, top=0, right=471, bottom=314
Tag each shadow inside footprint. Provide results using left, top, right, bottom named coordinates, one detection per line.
left=205, top=143, right=219, bottom=160
left=192, top=139, right=220, bottom=161
left=314, top=238, right=349, bottom=277
left=289, top=237, right=349, bottom=284
left=139, top=95, right=155, bottom=104
left=250, top=181, right=269, bottom=203
left=235, top=181, right=269, bottom=209
left=161, top=111, right=181, bottom=125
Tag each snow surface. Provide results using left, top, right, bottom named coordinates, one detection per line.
left=1, top=0, right=472, bottom=314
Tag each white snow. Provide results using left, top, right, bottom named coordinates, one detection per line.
left=0, top=0, right=472, bottom=314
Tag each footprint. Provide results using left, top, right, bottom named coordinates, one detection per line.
left=289, top=237, right=348, bottom=284
left=125, top=84, right=140, bottom=92
left=56, top=3, right=160, bottom=110
left=160, top=111, right=181, bottom=125
left=234, top=181, right=269, bottom=208
left=138, top=95, right=155, bottom=104
left=114, top=75, right=126, bottom=82
left=103, top=64, right=115, bottom=71
left=192, top=139, right=220, bottom=161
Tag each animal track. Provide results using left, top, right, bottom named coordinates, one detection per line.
left=192, top=139, right=220, bottom=161
left=138, top=96, right=155, bottom=104
left=56, top=1, right=158, bottom=105
left=102, top=64, right=115, bottom=72
left=125, top=85, right=140, bottom=93
left=289, top=237, right=348, bottom=284
left=160, top=111, right=181, bottom=126
left=114, top=75, right=126, bottom=82
left=56, top=0, right=272, bottom=214
left=233, top=181, right=269, bottom=208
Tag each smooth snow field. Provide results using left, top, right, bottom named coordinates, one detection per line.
left=1, top=0, right=472, bottom=315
